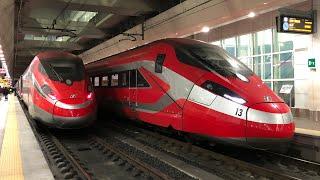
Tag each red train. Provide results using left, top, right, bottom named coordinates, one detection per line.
left=86, top=38, right=295, bottom=148
left=16, top=51, right=97, bottom=128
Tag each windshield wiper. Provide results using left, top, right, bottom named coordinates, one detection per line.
left=48, top=64, right=63, bottom=82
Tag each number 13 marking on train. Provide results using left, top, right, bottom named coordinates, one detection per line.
left=235, top=108, right=243, bottom=117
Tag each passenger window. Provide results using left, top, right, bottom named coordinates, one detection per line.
left=94, top=77, right=100, bottom=87
left=120, top=71, right=128, bottom=87
left=137, top=71, right=149, bottom=87
left=101, top=76, right=109, bottom=87
left=90, top=77, right=93, bottom=83
left=129, top=69, right=149, bottom=87
left=129, top=70, right=137, bottom=87
left=155, top=54, right=166, bottom=73
left=111, top=74, right=119, bottom=87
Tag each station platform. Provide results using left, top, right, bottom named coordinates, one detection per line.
left=294, top=117, right=320, bottom=137
left=0, top=95, right=53, bottom=180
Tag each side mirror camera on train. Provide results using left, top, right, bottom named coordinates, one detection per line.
left=155, top=54, right=166, bottom=73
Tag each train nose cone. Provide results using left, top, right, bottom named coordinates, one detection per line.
left=246, top=103, right=295, bottom=148
left=52, top=98, right=96, bottom=128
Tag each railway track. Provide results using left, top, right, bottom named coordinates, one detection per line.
left=263, top=150, right=320, bottom=177
left=103, top=119, right=320, bottom=180
left=289, top=133, right=320, bottom=163
left=35, top=128, right=177, bottom=180
left=205, top=137, right=320, bottom=180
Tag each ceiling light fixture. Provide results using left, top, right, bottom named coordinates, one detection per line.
left=201, top=26, right=210, bottom=33
left=248, top=12, right=256, bottom=18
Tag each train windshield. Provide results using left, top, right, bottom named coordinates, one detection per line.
left=173, top=42, right=253, bottom=78
left=40, top=57, right=85, bottom=81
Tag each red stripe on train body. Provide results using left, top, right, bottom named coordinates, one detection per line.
left=86, top=38, right=295, bottom=148
left=16, top=51, right=97, bottom=129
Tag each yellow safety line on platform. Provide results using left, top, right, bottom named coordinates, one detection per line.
left=295, top=128, right=320, bottom=137
left=0, top=98, right=24, bottom=180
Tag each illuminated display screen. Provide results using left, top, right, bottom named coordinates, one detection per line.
left=278, top=15, right=314, bottom=34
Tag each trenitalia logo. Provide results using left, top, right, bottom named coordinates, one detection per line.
left=264, top=96, right=272, bottom=102
left=70, top=94, right=77, bottom=98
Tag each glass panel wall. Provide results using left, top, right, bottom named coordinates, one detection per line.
left=222, top=37, right=236, bottom=57
left=238, top=34, right=252, bottom=57
left=211, top=28, right=296, bottom=107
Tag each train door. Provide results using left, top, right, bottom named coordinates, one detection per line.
left=128, top=69, right=138, bottom=119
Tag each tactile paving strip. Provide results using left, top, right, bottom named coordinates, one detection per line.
left=0, top=97, right=24, bottom=180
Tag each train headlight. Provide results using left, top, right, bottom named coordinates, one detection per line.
left=201, top=80, right=246, bottom=104
left=41, top=84, right=56, bottom=100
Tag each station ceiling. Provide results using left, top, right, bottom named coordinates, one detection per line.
left=5, top=0, right=183, bottom=80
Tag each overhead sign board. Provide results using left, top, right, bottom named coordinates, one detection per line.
left=279, top=84, right=293, bottom=94
left=277, top=15, right=314, bottom=34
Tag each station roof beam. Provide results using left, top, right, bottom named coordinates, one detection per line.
left=3, top=0, right=183, bottom=80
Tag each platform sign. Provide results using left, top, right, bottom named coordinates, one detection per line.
left=279, top=84, right=293, bottom=94
left=277, top=15, right=314, bottom=34
left=308, top=58, right=316, bottom=68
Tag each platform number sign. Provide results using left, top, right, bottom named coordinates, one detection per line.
left=308, top=58, right=316, bottom=68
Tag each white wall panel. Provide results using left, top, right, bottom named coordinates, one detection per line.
left=295, top=92, right=308, bottom=109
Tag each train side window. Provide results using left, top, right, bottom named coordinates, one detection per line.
left=111, top=73, right=119, bottom=87
left=94, top=77, right=100, bottom=87
left=137, top=70, right=149, bottom=87
left=120, top=71, right=129, bottom=87
left=129, top=70, right=137, bottom=87
left=101, top=76, right=109, bottom=87
left=129, top=69, right=149, bottom=87
left=155, top=54, right=166, bottom=73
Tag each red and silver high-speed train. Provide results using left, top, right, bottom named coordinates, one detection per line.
left=86, top=38, right=295, bottom=148
left=16, top=51, right=97, bottom=128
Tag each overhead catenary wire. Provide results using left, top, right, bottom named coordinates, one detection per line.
left=83, top=0, right=225, bottom=59
left=39, top=0, right=73, bottom=50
